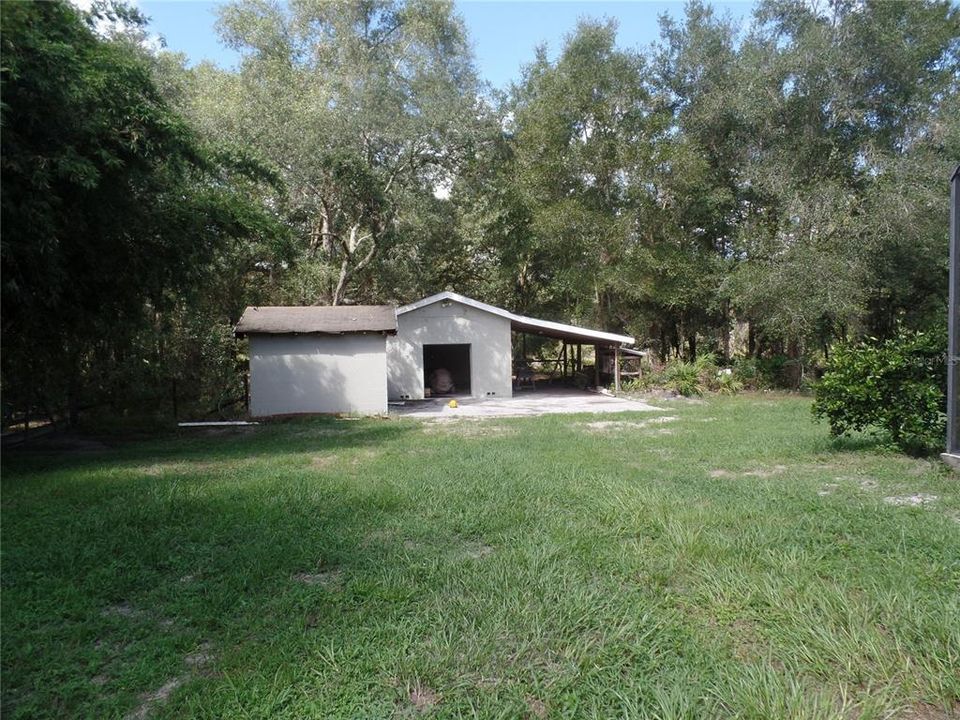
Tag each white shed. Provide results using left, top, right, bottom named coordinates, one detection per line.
left=387, top=292, right=635, bottom=401
left=235, top=306, right=397, bottom=417
left=388, top=294, right=514, bottom=400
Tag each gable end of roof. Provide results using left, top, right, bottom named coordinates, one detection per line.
left=397, top=291, right=634, bottom=345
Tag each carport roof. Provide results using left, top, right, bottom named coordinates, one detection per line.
left=398, top=292, right=634, bottom=346
left=235, top=305, right=397, bottom=336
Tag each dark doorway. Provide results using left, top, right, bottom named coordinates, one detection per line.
left=423, top=344, right=471, bottom=395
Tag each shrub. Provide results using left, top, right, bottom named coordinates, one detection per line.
left=620, top=353, right=745, bottom=397
left=663, top=360, right=704, bottom=396
left=621, top=374, right=658, bottom=393
left=812, top=329, right=946, bottom=455
left=715, top=369, right=744, bottom=395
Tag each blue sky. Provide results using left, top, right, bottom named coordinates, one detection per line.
left=139, top=0, right=756, bottom=90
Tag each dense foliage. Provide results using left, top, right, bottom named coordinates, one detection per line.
left=1, top=1, right=279, bottom=424
left=2, top=0, right=958, bottom=431
left=813, top=330, right=947, bottom=454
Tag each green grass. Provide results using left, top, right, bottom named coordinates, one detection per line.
left=2, top=395, right=959, bottom=719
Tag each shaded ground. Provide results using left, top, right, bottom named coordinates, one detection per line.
left=2, top=395, right=958, bottom=719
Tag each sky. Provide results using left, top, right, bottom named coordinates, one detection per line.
left=138, top=0, right=756, bottom=90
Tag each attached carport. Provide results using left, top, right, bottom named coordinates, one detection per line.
left=509, top=309, right=635, bottom=393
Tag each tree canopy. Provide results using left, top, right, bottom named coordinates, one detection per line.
left=2, top=0, right=959, bottom=423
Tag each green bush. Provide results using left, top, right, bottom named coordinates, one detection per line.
left=663, top=354, right=718, bottom=396
left=621, top=374, right=658, bottom=393
left=715, top=369, right=744, bottom=395
left=622, top=353, right=745, bottom=397
left=733, top=355, right=797, bottom=389
left=812, top=329, right=946, bottom=455
left=662, top=360, right=702, bottom=396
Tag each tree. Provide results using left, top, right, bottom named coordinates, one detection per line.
left=496, top=20, right=657, bottom=331
left=642, top=1, right=746, bottom=360
left=727, top=0, right=960, bottom=368
left=0, top=0, right=277, bottom=424
left=191, top=0, right=483, bottom=306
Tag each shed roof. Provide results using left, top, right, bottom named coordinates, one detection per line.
left=235, top=305, right=397, bottom=336
left=398, top=291, right=634, bottom=346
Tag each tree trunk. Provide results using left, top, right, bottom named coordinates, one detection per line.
left=67, top=353, right=80, bottom=427
left=785, top=337, right=802, bottom=389
left=721, top=300, right=731, bottom=363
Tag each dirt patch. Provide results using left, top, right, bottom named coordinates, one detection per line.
left=729, top=618, right=763, bottom=661
left=421, top=419, right=515, bottom=438
left=582, top=416, right=678, bottom=433
left=883, top=494, right=938, bottom=507
left=828, top=475, right=879, bottom=491
left=460, top=540, right=495, bottom=560
left=362, top=528, right=394, bottom=547
left=742, top=465, right=788, bottom=478
left=408, top=684, right=440, bottom=712
left=351, top=448, right=382, bottom=464
left=140, top=458, right=251, bottom=477
left=91, top=674, right=110, bottom=687
left=142, top=463, right=177, bottom=476
left=124, top=676, right=187, bottom=720
left=184, top=641, right=215, bottom=668
left=102, top=602, right=139, bottom=618
left=293, top=568, right=343, bottom=588
left=411, top=537, right=494, bottom=559
left=709, top=465, right=787, bottom=479
left=525, top=697, right=548, bottom=719
left=899, top=702, right=959, bottom=719
left=906, top=460, right=936, bottom=477
left=818, top=483, right=839, bottom=496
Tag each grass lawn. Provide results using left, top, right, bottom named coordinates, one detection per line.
left=2, top=394, right=959, bottom=719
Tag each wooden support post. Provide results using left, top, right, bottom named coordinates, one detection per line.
left=594, top=345, right=600, bottom=388
left=577, top=344, right=582, bottom=373
left=562, top=344, right=567, bottom=379
left=614, top=347, right=622, bottom=393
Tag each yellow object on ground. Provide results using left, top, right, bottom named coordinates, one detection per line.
left=448, top=399, right=458, bottom=408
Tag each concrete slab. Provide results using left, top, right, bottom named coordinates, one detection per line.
left=940, top=452, right=960, bottom=471
left=389, top=388, right=661, bottom=419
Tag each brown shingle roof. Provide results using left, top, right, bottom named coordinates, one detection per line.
left=235, top=306, right=397, bottom=335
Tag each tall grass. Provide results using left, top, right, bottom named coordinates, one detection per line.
left=2, top=396, right=958, bottom=718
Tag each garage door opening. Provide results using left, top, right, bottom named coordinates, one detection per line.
left=423, top=344, right=471, bottom=396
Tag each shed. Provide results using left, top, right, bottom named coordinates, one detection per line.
left=235, top=306, right=396, bottom=417
left=387, top=292, right=634, bottom=401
